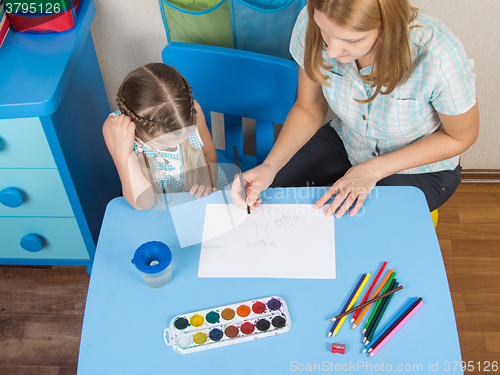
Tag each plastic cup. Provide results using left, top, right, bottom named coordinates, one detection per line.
left=132, top=241, right=172, bottom=288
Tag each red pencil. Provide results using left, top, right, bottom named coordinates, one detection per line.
left=351, top=261, right=387, bottom=324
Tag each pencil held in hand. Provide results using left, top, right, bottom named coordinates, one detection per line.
left=232, top=145, right=251, bottom=217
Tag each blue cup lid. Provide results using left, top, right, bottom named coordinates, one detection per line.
left=132, top=241, right=172, bottom=274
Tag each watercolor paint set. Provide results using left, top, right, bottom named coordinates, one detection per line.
left=163, top=296, right=291, bottom=354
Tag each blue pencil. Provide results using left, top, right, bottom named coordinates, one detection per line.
left=329, top=274, right=366, bottom=337
left=363, top=297, right=417, bottom=353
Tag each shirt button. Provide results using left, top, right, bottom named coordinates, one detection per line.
left=362, top=115, right=367, bottom=121
left=372, top=152, right=377, bottom=157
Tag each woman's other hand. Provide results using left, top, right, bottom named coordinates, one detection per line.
left=314, top=162, right=380, bottom=218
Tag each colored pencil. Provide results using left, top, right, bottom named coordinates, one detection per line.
left=363, top=272, right=396, bottom=335
left=364, top=279, right=396, bottom=342
left=332, top=285, right=403, bottom=322
left=369, top=300, right=423, bottom=357
left=366, top=280, right=398, bottom=344
left=329, top=274, right=365, bottom=336
left=328, top=274, right=367, bottom=337
left=352, top=269, right=394, bottom=328
left=232, top=145, right=251, bottom=217
left=351, top=261, right=387, bottom=323
left=332, top=273, right=370, bottom=337
left=368, top=297, right=423, bottom=353
left=363, top=297, right=416, bottom=353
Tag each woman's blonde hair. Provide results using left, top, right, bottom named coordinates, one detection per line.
left=305, top=0, right=419, bottom=103
left=117, top=63, right=210, bottom=194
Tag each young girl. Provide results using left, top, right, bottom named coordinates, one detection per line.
left=103, top=63, right=227, bottom=210
left=232, top=0, right=479, bottom=218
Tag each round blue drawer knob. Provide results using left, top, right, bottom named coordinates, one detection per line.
left=20, top=234, right=44, bottom=252
left=0, top=188, right=24, bottom=208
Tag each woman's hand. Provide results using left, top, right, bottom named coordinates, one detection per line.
left=230, top=163, right=277, bottom=210
left=315, top=162, right=381, bottom=218
left=109, top=114, right=136, bottom=161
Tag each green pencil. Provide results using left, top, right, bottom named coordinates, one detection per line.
left=362, top=272, right=396, bottom=336
left=366, top=281, right=398, bottom=344
left=364, top=278, right=396, bottom=342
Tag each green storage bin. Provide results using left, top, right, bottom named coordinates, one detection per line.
left=161, top=0, right=234, bottom=49
left=159, top=0, right=305, bottom=58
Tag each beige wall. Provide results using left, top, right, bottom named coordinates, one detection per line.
left=90, top=0, right=499, bottom=169
left=410, top=0, right=500, bottom=168
left=91, top=0, right=166, bottom=108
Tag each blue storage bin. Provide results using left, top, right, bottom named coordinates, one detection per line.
left=232, top=0, right=304, bottom=59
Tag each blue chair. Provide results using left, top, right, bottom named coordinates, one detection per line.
left=161, top=42, right=298, bottom=172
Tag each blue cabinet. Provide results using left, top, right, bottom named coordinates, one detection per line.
left=0, top=0, right=121, bottom=271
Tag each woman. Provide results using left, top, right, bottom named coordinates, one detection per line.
left=231, top=0, right=479, bottom=218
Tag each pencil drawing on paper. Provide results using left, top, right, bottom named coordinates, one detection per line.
left=275, top=213, right=328, bottom=233
left=242, top=212, right=329, bottom=248
left=275, top=214, right=299, bottom=231
left=245, top=220, right=277, bottom=248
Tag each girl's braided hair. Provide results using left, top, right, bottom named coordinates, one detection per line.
left=116, top=63, right=211, bottom=194
left=116, top=63, right=196, bottom=137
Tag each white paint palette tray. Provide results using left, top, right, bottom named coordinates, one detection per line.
left=164, top=296, right=291, bottom=354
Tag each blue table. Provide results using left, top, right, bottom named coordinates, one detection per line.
left=78, top=186, right=463, bottom=374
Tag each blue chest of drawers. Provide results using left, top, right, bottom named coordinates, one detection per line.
left=0, top=0, right=120, bottom=273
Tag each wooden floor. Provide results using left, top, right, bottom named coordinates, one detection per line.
left=436, top=184, right=500, bottom=374
left=1, top=184, right=499, bottom=374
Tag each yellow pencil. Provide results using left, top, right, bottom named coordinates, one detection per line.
left=332, top=273, right=370, bottom=338
left=352, top=269, right=394, bottom=330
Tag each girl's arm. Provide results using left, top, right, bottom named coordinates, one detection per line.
left=195, top=101, right=218, bottom=165
left=194, top=100, right=219, bottom=196
left=231, top=67, right=329, bottom=209
left=102, top=114, right=155, bottom=210
left=316, top=101, right=480, bottom=218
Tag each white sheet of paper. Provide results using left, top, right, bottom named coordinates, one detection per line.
left=168, top=191, right=246, bottom=248
left=198, top=204, right=336, bottom=279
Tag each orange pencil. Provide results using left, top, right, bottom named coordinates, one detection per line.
left=351, top=261, right=387, bottom=323
left=352, top=269, right=394, bottom=329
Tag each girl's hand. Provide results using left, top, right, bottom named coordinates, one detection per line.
left=314, top=162, right=381, bottom=218
left=189, top=184, right=216, bottom=199
left=109, top=114, right=136, bottom=160
left=230, top=163, right=276, bottom=210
